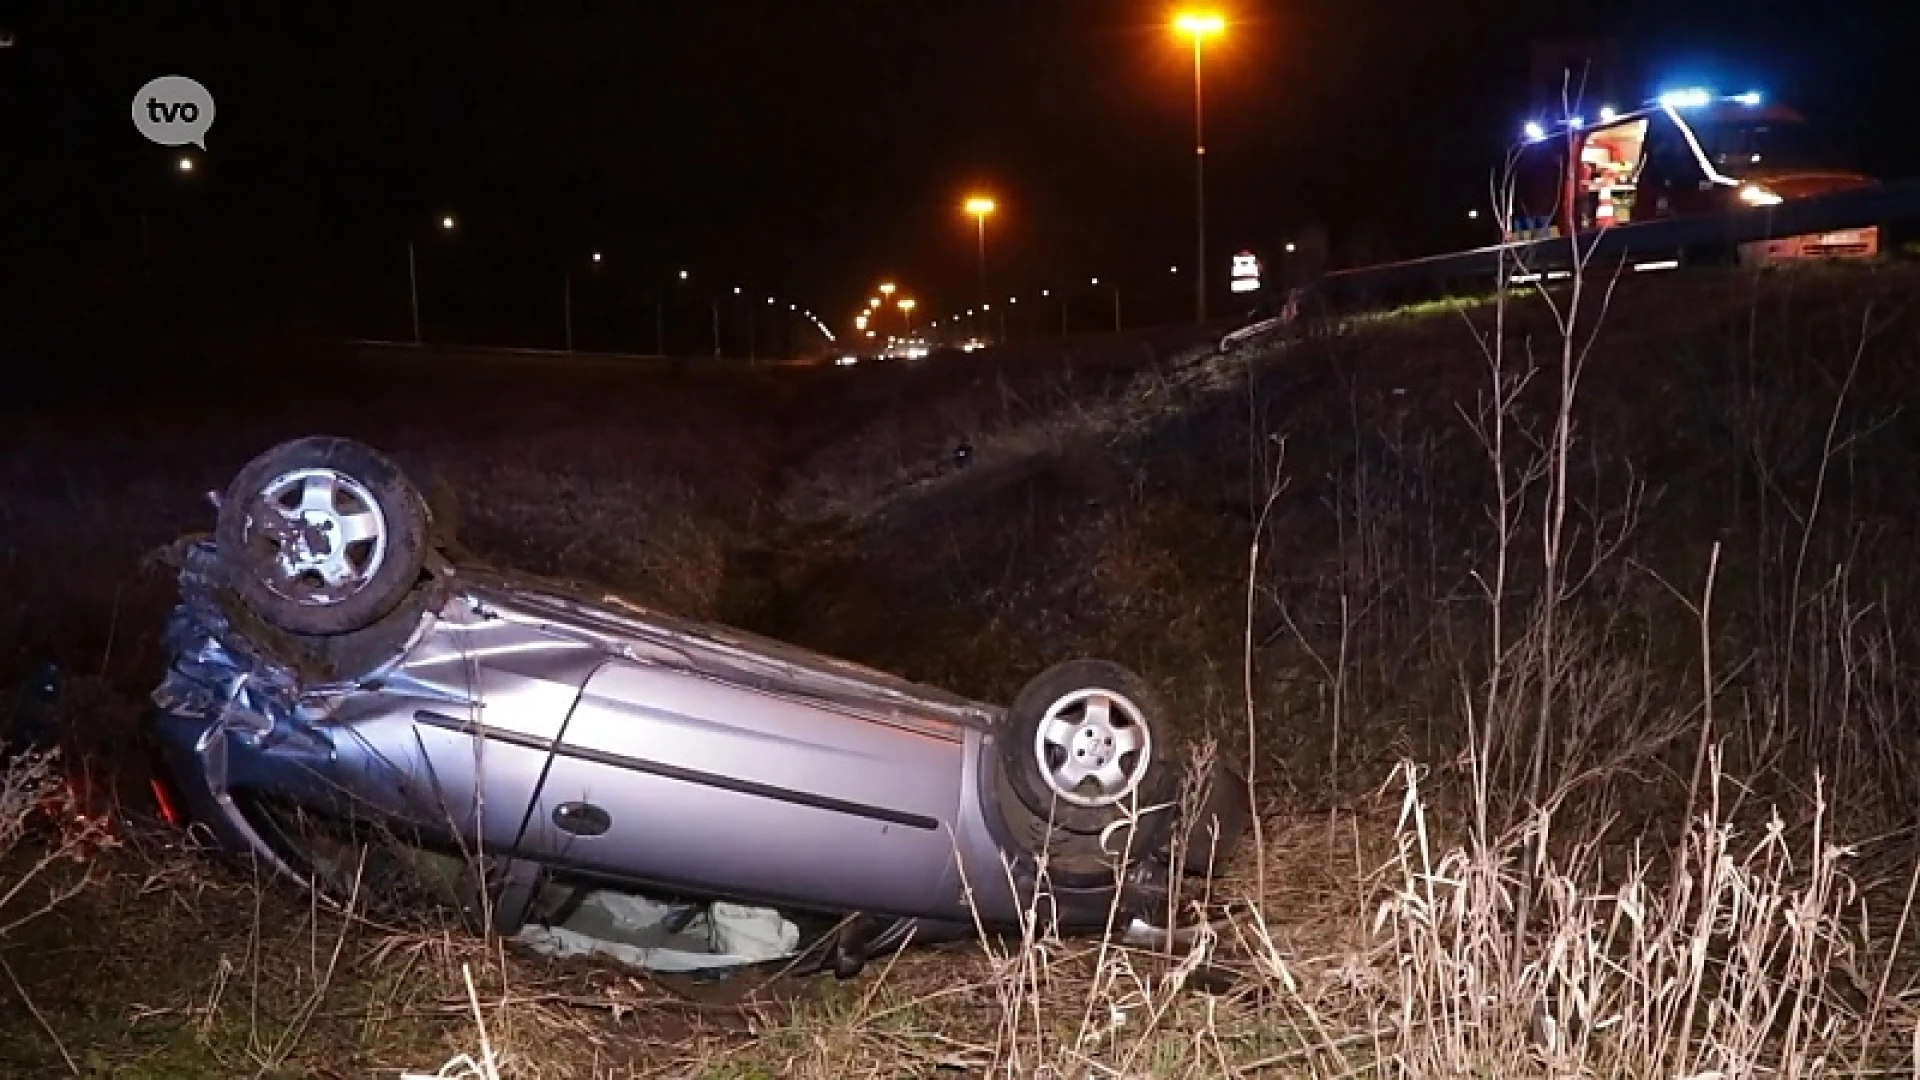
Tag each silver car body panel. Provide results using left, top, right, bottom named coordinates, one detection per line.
left=152, top=542, right=1153, bottom=927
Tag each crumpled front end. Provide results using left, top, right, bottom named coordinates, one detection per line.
left=147, top=541, right=424, bottom=880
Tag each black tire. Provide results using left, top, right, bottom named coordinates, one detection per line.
left=215, top=436, right=430, bottom=636
left=225, top=580, right=445, bottom=685
left=993, top=659, right=1179, bottom=878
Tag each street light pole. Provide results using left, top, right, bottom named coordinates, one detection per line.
left=976, top=216, right=987, bottom=299
left=1176, top=13, right=1223, bottom=325
left=409, top=214, right=456, bottom=345
left=1090, top=277, right=1121, bottom=333
left=564, top=251, right=602, bottom=353
left=1191, top=33, right=1208, bottom=324
left=964, top=197, right=996, bottom=306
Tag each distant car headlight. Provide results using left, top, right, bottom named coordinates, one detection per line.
left=1739, top=184, right=1784, bottom=207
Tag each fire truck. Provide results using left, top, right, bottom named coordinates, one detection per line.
left=1504, top=89, right=1881, bottom=264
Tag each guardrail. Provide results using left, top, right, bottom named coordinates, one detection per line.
left=1229, top=176, right=1920, bottom=335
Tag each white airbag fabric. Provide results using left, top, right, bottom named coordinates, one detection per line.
left=515, top=890, right=800, bottom=973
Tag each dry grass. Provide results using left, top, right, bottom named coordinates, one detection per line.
left=388, top=754, right=1906, bottom=1079
left=9, top=755, right=1898, bottom=1077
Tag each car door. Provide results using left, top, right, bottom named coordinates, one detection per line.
left=381, top=615, right=604, bottom=859
left=523, top=656, right=972, bottom=920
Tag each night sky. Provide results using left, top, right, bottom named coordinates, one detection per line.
left=2, top=0, right=1913, bottom=354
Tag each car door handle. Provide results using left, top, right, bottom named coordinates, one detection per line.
left=552, top=801, right=612, bottom=837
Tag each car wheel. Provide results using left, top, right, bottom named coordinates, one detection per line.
left=993, top=659, right=1178, bottom=877
left=215, top=436, right=430, bottom=636
left=244, top=580, right=446, bottom=685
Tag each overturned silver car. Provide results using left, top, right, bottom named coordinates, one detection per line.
left=148, top=437, right=1247, bottom=974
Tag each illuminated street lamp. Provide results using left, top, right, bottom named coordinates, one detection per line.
left=964, top=196, right=996, bottom=303
left=1174, top=11, right=1225, bottom=323
left=879, top=282, right=896, bottom=298
left=177, top=156, right=194, bottom=173
left=898, top=296, right=917, bottom=332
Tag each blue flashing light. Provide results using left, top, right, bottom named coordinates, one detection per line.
left=1523, top=120, right=1546, bottom=142
left=1658, top=87, right=1713, bottom=109
left=1733, top=90, right=1763, bottom=106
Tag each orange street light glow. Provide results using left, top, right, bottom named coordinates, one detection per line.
left=964, top=196, right=996, bottom=216
left=898, top=297, right=916, bottom=311
left=879, top=282, right=897, bottom=296
left=1174, top=12, right=1225, bottom=35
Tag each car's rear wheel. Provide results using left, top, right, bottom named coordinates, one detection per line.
left=215, top=436, right=431, bottom=636
left=992, top=659, right=1178, bottom=881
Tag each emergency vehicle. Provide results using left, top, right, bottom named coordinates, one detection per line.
left=1504, top=89, right=1881, bottom=264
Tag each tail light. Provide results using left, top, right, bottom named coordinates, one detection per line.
left=149, top=774, right=184, bottom=830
